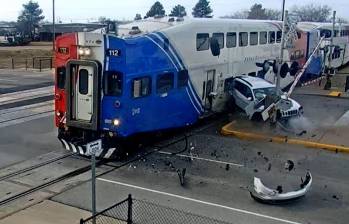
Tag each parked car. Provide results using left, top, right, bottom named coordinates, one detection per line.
left=227, top=76, right=303, bottom=121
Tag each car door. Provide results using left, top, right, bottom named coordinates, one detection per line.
left=233, top=80, right=253, bottom=111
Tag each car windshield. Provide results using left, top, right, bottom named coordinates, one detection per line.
left=253, top=87, right=277, bottom=100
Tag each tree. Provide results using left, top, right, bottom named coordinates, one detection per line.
left=290, top=4, right=331, bottom=22
left=169, top=5, right=187, bottom=17
left=17, top=1, right=44, bottom=38
left=221, top=10, right=248, bottom=19
left=247, top=4, right=267, bottom=20
left=265, top=9, right=281, bottom=20
left=134, top=14, right=142, bottom=20
left=145, top=1, right=165, bottom=18
left=192, top=0, right=213, bottom=18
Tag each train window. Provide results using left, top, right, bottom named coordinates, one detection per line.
left=178, top=70, right=189, bottom=87
left=104, top=71, right=123, bottom=96
left=196, top=33, right=210, bottom=51
left=78, top=69, right=89, bottom=95
left=56, top=67, right=66, bottom=89
left=157, top=73, right=174, bottom=94
left=212, top=33, right=224, bottom=49
left=276, top=31, right=282, bottom=43
left=269, top=31, right=275, bottom=44
left=226, top=32, right=236, bottom=48
left=132, top=76, right=151, bottom=98
left=250, top=32, right=258, bottom=46
left=259, top=32, right=267, bottom=44
left=239, top=32, right=248, bottom=47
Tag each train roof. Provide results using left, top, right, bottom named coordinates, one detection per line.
left=117, top=17, right=283, bottom=38
left=298, top=22, right=349, bottom=31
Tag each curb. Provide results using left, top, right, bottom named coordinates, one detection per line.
left=221, top=122, right=349, bottom=154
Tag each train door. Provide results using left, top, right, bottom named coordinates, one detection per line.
left=76, top=66, right=94, bottom=121
left=203, top=70, right=215, bottom=110
left=66, top=60, right=100, bottom=130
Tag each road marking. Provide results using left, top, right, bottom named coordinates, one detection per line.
left=158, top=151, right=244, bottom=167
left=98, top=178, right=302, bottom=224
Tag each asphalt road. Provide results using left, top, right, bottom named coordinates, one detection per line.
left=0, top=70, right=53, bottom=94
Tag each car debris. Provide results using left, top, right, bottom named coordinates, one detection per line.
left=177, top=168, right=186, bottom=186
left=285, top=160, right=295, bottom=171
left=250, top=171, right=312, bottom=204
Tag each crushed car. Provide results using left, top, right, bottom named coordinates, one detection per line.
left=250, top=171, right=312, bottom=204
left=226, top=76, right=303, bottom=121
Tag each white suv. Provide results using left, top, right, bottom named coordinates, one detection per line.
left=227, top=76, right=303, bottom=120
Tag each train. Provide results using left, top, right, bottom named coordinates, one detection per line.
left=54, top=17, right=349, bottom=158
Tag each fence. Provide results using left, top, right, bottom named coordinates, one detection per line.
left=80, top=195, right=233, bottom=224
left=0, top=57, right=53, bottom=71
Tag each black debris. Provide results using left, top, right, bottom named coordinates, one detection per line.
left=285, top=160, right=295, bottom=171
left=254, top=169, right=258, bottom=173
left=225, top=164, right=230, bottom=171
left=263, top=156, right=269, bottom=162
left=257, top=151, right=262, bottom=156
left=332, top=195, right=339, bottom=200
left=276, top=185, right=283, bottom=193
left=177, top=168, right=186, bottom=186
left=335, top=148, right=338, bottom=154
left=297, top=130, right=307, bottom=136
left=311, top=134, right=317, bottom=138
left=267, top=163, right=272, bottom=171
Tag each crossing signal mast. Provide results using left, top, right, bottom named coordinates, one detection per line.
left=276, top=10, right=299, bottom=95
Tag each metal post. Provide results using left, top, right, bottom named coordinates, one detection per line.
left=39, top=59, right=42, bottom=72
left=127, top=194, right=133, bottom=224
left=328, top=11, right=336, bottom=73
left=32, top=58, right=35, bottom=69
left=50, top=58, right=53, bottom=69
left=281, top=0, right=286, bottom=21
left=11, top=58, right=14, bottom=69
left=52, top=0, right=55, bottom=51
left=25, top=59, right=28, bottom=70
left=276, top=10, right=288, bottom=95
left=91, top=152, right=96, bottom=224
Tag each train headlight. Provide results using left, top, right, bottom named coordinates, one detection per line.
left=78, top=47, right=91, bottom=56
left=112, top=119, right=120, bottom=126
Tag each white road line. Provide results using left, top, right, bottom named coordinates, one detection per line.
left=158, top=151, right=244, bottom=167
left=98, top=178, right=303, bottom=224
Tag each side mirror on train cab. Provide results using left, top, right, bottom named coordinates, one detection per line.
left=210, top=38, right=220, bottom=57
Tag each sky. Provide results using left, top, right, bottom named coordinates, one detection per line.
left=0, top=0, right=348, bottom=22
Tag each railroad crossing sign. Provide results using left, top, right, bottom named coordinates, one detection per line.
left=86, top=139, right=102, bottom=156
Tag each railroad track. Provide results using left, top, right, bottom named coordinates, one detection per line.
left=0, top=115, right=224, bottom=208
left=0, top=152, right=74, bottom=182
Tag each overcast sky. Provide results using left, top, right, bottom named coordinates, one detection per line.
left=0, top=0, right=348, bottom=22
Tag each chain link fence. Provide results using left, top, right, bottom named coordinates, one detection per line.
left=80, top=195, right=233, bottom=224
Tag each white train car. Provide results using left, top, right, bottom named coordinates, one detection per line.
left=298, top=22, right=349, bottom=69
left=118, top=18, right=296, bottom=112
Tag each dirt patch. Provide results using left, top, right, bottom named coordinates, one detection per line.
left=0, top=45, right=53, bottom=69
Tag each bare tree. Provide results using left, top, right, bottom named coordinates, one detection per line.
left=265, top=9, right=281, bottom=20
left=221, top=10, right=249, bottom=19
left=290, top=4, right=331, bottom=22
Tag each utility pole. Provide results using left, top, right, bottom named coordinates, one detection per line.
left=52, top=0, right=55, bottom=51
left=276, top=10, right=288, bottom=95
left=324, top=10, right=336, bottom=90
left=281, top=0, right=286, bottom=21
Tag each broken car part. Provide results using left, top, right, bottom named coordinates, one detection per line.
left=250, top=171, right=312, bottom=204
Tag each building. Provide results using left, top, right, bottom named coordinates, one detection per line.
left=39, top=23, right=106, bottom=41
